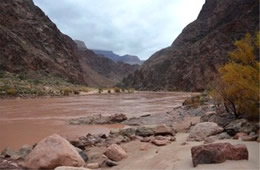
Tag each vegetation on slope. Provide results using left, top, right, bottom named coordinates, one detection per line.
left=211, top=33, right=260, bottom=119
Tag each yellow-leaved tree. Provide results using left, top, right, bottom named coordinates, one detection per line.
left=212, top=33, right=260, bottom=119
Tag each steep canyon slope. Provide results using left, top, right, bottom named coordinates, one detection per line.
left=0, top=0, right=137, bottom=88
left=121, top=0, right=259, bottom=91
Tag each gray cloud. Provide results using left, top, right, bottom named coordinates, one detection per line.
left=33, top=0, right=205, bottom=60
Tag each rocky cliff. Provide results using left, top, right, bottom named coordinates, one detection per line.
left=121, top=0, right=259, bottom=91
left=0, top=0, right=137, bottom=88
left=0, top=0, right=85, bottom=84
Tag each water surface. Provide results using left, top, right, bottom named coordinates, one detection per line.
left=0, top=92, right=192, bottom=150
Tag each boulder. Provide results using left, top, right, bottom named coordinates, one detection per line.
left=187, top=122, right=223, bottom=141
left=104, top=144, right=127, bottom=161
left=154, top=125, right=176, bottom=136
left=55, top=166, right=90, bottom=170
left=225, top=119, right=258, bottom=136
left=136, top=127, right=155, bottom=137
left=24, top=134, right=85, bottom=169
left=200, top=112, right=236, bottom=127
left=191, top=143, right=248, bottom=167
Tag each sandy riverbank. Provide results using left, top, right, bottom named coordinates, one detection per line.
left=101, top=133, right=259, bottom=170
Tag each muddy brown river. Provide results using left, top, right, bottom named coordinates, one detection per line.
left=0, top=92, right=193, bottom=150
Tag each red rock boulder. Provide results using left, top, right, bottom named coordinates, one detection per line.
left=104, top=144, right=127, bottom=161
left=24, top=134, right=85, bottom=169
left=191, top=143, right=248, bottom=167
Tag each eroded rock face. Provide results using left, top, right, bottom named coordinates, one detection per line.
left=187, top=122, right=223, bottom=141
left=0, top=0, right=139, bottom=87
left=104, top=144, right=127, bottom=162
left=0, top=0, right=85, bottom=84
left=191, top=143, right=248, bottom=167
left=24, top=134, right=85, bottom=169
left=121, top=0, right=259, bottom=91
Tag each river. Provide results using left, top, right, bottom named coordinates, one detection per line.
left=0, top=92, right=192, bottom=150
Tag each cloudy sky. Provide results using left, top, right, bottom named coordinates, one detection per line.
left=34, top=0, right=205, bottom=60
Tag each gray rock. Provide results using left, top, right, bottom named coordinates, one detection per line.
left=136, top=127, right=155, bottom=137
left=217, top=132, right=232, bottom=140
left=1, top=145, right=32, bottom=160
left=200, top=112, right=236, bottom=127
left=105, top=159, right=118, bottom=167
left=119, top=128, right=136, bottom=137
left=187, top=122, right=224, bottom=141
left=224, top=119, right=258, bottom=136
left=154, top=125, right=176, bottom=136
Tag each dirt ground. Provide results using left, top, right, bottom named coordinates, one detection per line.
left=101, top=133, right=260, bottom=170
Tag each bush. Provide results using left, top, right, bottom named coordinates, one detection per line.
left=6, top=88, right=17, bottom=96
left=127, top=88, right=135, bottom=93
left=108, top=89, right=111, bottom=93
left=80, top=87, right=89, bottom=93
left=98, top=88, right=103, bottom=94
left=73, top=90, right=80, bottom=95
left=63, top=88, right=73, bottom=96
left=114, top=87, right=121, bottom=93
left=0, top=70, right=5, bottom=78
left=211, top=33, right=259, bottom=119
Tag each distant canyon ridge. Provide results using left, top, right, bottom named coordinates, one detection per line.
left=0, top=0, right=258, bottom=91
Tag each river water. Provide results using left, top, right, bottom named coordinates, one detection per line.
left=0, top=92, right=192, bottom=150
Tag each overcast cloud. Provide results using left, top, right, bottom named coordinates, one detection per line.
left=33, top=0, right=205, bottom=60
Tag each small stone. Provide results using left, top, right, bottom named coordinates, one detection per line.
left=141, top=136, right=155, bottom=143
left=140, top=144, right=150, bottom=151
left=86, top=163, right=99, bottom=169
left=152, top=139, right=170, bottom=146
left=233, top=132, right=248, bottom=140
left=181, top=142, right=187, bottom=145
left=105, top=160, right=118, bottom=167
left=55, top=166, right=90, bottom=170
